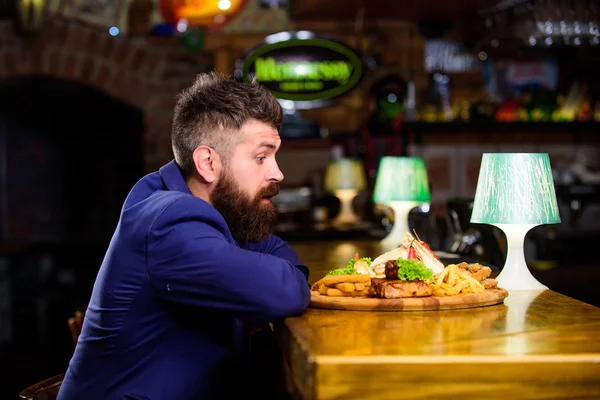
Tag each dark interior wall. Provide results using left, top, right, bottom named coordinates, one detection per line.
left=0, top=75, right=146, bottom=399
left=0, top=75, right=145, bottom=243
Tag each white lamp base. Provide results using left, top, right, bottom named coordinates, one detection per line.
left=493, top=224, right=548, bottom=291
left=331, top=189, right=361, bottom=227
left=380, top=201, right=419, bottom=250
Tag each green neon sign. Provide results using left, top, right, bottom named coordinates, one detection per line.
left=254, top=58, right=354, bottom=84
left=237, top=33, right=363, bottom=108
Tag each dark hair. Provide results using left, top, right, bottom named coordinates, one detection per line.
left=172, top=72, right=282, bottom=177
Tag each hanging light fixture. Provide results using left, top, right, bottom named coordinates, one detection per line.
left=159, top=0, right=249, bottom=33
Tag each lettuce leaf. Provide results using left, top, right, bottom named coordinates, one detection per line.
left=395, top=258, right=434, bottom=281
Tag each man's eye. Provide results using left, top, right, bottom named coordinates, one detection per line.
left=257, top=156, right=267, bottom=163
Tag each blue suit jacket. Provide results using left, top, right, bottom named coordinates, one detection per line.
left=57, top=160, right=311, bottom=400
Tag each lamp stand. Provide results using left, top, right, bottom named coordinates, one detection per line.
left=331, top=189, right=361, bottom=227
left=380, top=201, right=419, bottom=250
left=493, top=224, right=548, bottom=291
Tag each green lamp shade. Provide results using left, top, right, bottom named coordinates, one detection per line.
left=471, top=153, right=561, bottom=224
left=324, top=158, right=367, bottom=192
left=372, top=157, right=431, bottom=203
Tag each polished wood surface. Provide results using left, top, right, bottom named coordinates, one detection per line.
left=282, top=241, right=600, bottom=400
left=310, top=288, right=508, bottom=311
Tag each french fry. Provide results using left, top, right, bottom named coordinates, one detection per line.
left=432, top=262, right=489, bottom=296
left=335, top=282, right=355, bottom=293
left=311, top=274, right=371, bottom=297
left=440, top=282, right=458, bottom=295
left=327, top=288, right=345, bottom=297
left=347, top=289, right=370, bottom=297
left=453, top=279, right=469, bottom=293
left=435, top=268, right=448, bottom=287
left=447, top=266, right=456, bottom=286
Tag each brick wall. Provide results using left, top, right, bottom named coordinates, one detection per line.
left=0, top=18, right=212, bottom=172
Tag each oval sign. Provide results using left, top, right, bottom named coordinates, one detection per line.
left=236, top=31, right=363, bottom=109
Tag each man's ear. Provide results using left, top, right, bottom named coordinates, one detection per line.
left=192, top=146, right=221, bottom=183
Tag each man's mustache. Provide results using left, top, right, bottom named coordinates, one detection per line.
left=257, top=183, right=280, bottom=199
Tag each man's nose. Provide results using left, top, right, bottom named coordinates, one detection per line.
left=268, top=163, right=284, bottom=182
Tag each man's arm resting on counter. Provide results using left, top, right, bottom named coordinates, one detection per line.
left=242, top=236, right=309, bottom=282
left=146, top=199, right=310, bottom=322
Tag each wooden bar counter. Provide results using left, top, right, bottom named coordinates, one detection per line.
left=278, top=240, right=600, bottom=400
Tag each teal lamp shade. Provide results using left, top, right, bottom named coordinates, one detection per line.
left=373, top=157, right=431, bottom=203
left=372, top=157, right=430, bottom=249
left=470, top=153, right=560, bottom=291
left=471, top=153, right=560, bottom=225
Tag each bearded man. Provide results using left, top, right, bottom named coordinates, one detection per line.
left=58, top=73, right=310, bottom=400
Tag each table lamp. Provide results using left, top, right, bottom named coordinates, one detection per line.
left=470, top=153, right=560, bottom=291
left=373, top=156, right=431, bottom=248
left=324, top=157, right=367, bottom=227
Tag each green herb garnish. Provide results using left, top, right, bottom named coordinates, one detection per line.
left=395, top=258, right=434, bottom=281
left=326, top=267, right=357, bottom=276
left=326, top=257, right=372, bottom=276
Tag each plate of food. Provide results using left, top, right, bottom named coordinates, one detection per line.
left=310, top=231, right=508, bottom=311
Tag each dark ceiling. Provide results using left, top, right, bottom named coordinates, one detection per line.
left=288, top=0, right=486, bottom=22
left=0, top=0, right=489, bottom=26
left=0, top=0, right=15, bottom=20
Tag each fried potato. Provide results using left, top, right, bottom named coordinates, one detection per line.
left=311, top=274, right=372, bottom=297
left=327, top=288, right=345, bottom=297
left=335, top=282, right=356, bottom=293
left=310, top=274, right=372, bottom=291
left=432, top=264, right=486, bottom=296
left=326, top=288, right=370, bottom=297
left=346, top=289, right=370, bottom=297
left=434, top=268, right=448, bottom=287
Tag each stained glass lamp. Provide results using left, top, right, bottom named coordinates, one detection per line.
left=325, top=158, right=367, bottom=227
left=373, top=157, right=431, bottom=248
left=471, top=153, right=560, bottom=291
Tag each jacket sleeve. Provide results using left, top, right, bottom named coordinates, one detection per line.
left=146, top=197, right=310, bottom=322
left=242, top=236, right=310, bottom=282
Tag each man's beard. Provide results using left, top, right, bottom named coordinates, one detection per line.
left=210, top=170, right=279, bottom=243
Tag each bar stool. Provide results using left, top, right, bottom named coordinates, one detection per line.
left=19, top=310, right=84, bottom=400
left=18, top=374, right=64, bottom=400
